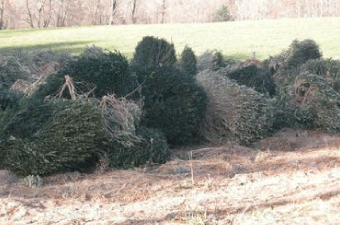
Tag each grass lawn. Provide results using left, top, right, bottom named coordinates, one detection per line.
left=1, top=17, right=340, bottom=60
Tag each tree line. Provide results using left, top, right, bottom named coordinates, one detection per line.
left=1, top=0, right=340, bottom=30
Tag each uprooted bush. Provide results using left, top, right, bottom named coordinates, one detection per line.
left=131, top=36, right=177, bottom=70
left=272, top=86, right=316, bottom=130
left=287, top=39, right=322, bottom=69
left=1, top=99, right=53, bottom=140
left=136, top=65, right=207, bottom=145
left=0, top=49, right=70, bottom=85
left=1, top=73, right=170, bottom=175
left=197, top=50, right=226, bottom=71
left=2, top=99, right=105, bottom=176
left=0, top=48, right=71, bottom=117
left=60, top=46, right=134, bottom=98
left=269, top=39, right=322, bottom=86
left=0, top=88, right=23, bottom=111
left=108, top=126, right=170, bottom=168
left=300, top=58, right=340, bottom=92
left=100, top=95, right=170, bottom=168
left=225, top=61, right=276, bottom=96
left=31, top=72, right=98, bottom=102
left=0, top=46, right=171, bottom=174
left=268, top=39, right=340, bottom=131
left=277, top=71, right=340, bottom=132
left=180, top=46, right=198, bottom=76
left=0, top=87, right=25, bottom=168
left=0, top=55, right=28, bottom=88
left=196, top=69, right=274, bottom=145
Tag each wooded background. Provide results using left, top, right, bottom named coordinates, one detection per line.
left=1, top=0, right=340, bottom=30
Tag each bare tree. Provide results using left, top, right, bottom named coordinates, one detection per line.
left=26, top=0, right=34, bottom=27
left=43, top=0, right=52, bottom=27
left=4, top=0, right=340, bottom=29
left=84, top=0, right=109, bottom=25
left=25, top=0, right=52, bottom=28
left=37, top=0, right=47, bottom=27
left=0, top=0, right=7, bottom=30
left=109, top=0, right=116, bottom=25
left=55, top=0, right=68, bottom=27
left=160, top=0, right=166, bottom=23
left=131, top=0, right=137, bottom=23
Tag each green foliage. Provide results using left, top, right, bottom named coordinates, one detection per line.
left=0, top=49, right=72, bottom=171
left=0, top=56, right=27, bottom=88
left=197, top=50, right=225, bottom=71
left=100, top=95, right=170, bottom=169
left=269, top=40, right=340, bottom=132
left=272, top=87, right=316, bottom=130
left=300, top=58, right=340, bottom=92
left=196, top=70, right=274, bottom=145
left=0, top=88, right=23, bottom=111
left=101, top=95, right=142, bottom=141
left=0, top=49, right=72, bottom=110
left=11, top=49, right=71, bottom=75
left=1, top=49, right=71, bottom=85
left=2, top=101, right=53, bottom=140
left=180, top=46, right=198, bottom=76
left=301, top=58, right=340, bottom=77
left=3, top=99, right=105, bottom=176
left=277, top=72, right=340, bottom=132
left=132, top=36, right=177, bottom=69
left=214, top=5, right=231, bottom=22
left=26, top=49, right=71, bottom=66
left=226, top=64, right=276, bottom=96
left=60, top=46, right=133, bottom=98
left=269, top=39, right=323, bottom=87
left=288, top=39, right=322, bottom=69
left=0, top=145, right=4, bottom=169
left=107, top=126, right=170, bottom=168
left=137, top=66, right=207, bottom=145
left=30, top=72, right=66, bottom=100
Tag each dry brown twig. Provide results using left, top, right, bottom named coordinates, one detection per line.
left=57, top=75, right=77, bottom=100
left=99, top=94, right=142, bottom=146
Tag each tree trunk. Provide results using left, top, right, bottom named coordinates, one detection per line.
left=131, top=0, right=137, bottom=24
left=109, top=0, right=116, bottom=25
left=0, top=1, right=5, bottom=30
left=161, top=0, right=166, bottom=24
left=43, top=0, right=52, bottom=27
left=26, top=0, right=34, bottom=27
left=56, top=0, right=68, bottom=27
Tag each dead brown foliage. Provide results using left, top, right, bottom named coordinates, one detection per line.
left=2, top=129, right=340, bottom=224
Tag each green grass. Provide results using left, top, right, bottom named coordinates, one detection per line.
left=1, top=17, right=340, bottom=60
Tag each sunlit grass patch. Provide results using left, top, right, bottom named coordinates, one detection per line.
left=1, top=17, right=339, bottom=60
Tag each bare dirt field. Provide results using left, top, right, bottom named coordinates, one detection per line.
left=2, top=128, right=340, bottom=224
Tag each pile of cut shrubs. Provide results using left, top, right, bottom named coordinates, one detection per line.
left=1, top=37, right=339, bottom=177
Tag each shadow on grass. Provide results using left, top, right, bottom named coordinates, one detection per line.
left=0, top=41, right=96, bottom=55
left=0, top=28, right=53, bottom=38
